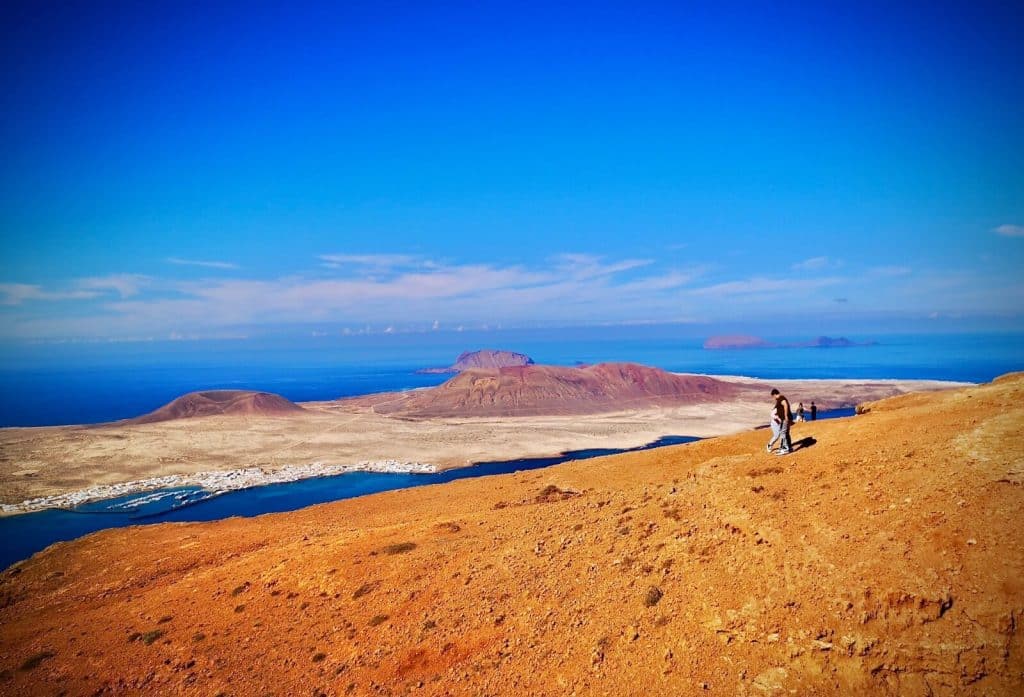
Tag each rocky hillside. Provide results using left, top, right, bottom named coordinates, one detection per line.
left=383, top=362, right=740, bottom=417
left=1, top=375, right=1022, bottom=695
left=417, top=349, right=535, bottom=374
left=129, top=390, right=304, bottom=424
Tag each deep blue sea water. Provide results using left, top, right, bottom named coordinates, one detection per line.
left=0, top=330, right=1020, bottom=427
left=0, top=328, right=1020, bottom=569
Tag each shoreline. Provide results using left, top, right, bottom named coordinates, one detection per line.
left=688, top=372, right=975, bottom=386
left=0, top=374, right=970, bottom=513
left=0, top=376, right=970, bottom=431
left=0, top=435, right=704, bottom=518
left=0, top=460, right=437, bottom=517
left=3, top=372, right=1020, bottom=693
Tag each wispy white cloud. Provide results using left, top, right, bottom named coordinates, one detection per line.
left=994, top=224, right=1024, bottom=238
left=1, top=275, right=151, bottom=306
left=167, top=257, right=239, bottom=270
left=77, top=274, right=150, bottom=298
left=0, top=283, right=99, bottom=306
left=616, top=271, right=695, bottom=293
left=690, top=276, right=842, bottom=298
left=318, top=253, right=428, bottom=270
left=4, top=249, right=1021, bottom=340
left=1, top=254, right=680, bottom=338
left=791, top=256, right=836, bottom=271
left=553, top=253, right=652, bottom=279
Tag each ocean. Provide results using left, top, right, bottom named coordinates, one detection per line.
left=0, top=329, right=1020, bottom=568
left=0, top=330, right=1020, bottom=427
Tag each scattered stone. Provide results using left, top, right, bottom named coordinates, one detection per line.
left=381, top=542, right=417, bottom=555
left=140, top=630, right=165, bottom=646
left=751, top=667, right=788, bottom=693
left=643, top=586, right=664, bottom=607
left=352, top=582, right=379, bottom=600
left=19, top=651, right=56, bottom=671
left=535, top=485, right=580, bottom=503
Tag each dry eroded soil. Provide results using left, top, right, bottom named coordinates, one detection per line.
left=0, top=375, right=1022, bottom=695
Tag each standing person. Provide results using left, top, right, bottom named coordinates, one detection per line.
left=810, top=402, right=817, bottom=421
left=766, top=401, right=783, bottom=453
left=796, top=402, right=805, bottom=422
left=767, top=389, right=792, bottom=455
left=766, top=389, right=792, bottom=454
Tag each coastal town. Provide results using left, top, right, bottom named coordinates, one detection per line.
left=0, top=460, right=437, bottom=516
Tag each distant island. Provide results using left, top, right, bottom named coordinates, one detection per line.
left=417, top=349, right=535, bottom=374
left=0, top=363, right=963, bottom=514
left=4, top=374, right=1017, bottom=696
left=703, top=335, right=774, bottom=350
left=703, top=335, right=877, bottom=350
left=129, top=390, right=304, bottom=424
left=380, top=362, right=739, bottom=418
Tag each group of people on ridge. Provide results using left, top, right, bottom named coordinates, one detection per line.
left=766, top=390, right=816, bottom=456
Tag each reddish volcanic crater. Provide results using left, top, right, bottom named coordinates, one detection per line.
left=128, top=390, right=304, bottom=424
left=375, top=362, right=741, bottom=417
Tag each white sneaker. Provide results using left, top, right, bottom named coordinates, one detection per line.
left=766, top=444, right=772, bottom=453
left=776, top=450, right=791, bottom=456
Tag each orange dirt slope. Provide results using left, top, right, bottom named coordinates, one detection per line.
left=1, top=374, right=1022, bottom=695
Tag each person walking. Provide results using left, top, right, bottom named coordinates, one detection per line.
left=796, top=402, right=805, bottom=422
left=766, top=388, right=792, bottom=455
left=810, top=402, right=817, bottom=421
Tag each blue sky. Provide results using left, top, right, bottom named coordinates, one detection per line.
left=1, top=1, right=1022, bottom=342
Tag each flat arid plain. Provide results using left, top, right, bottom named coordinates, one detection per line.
left=0, top=373, right=1021, bottom=694
left=0, top=366, right=963, bottom=507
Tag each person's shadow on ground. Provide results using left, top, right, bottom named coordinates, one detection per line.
left=792, top=436, right=817, bottom=451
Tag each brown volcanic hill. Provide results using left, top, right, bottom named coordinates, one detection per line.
left=417, top=349, right=535, bottom=374
left=129, top=390, right=304, bottom=424
left=452, top=349, right=534, bottom=371
left=383, top=362, right=740, bottom=417
left=2, top=375, right=1021, bottom=695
